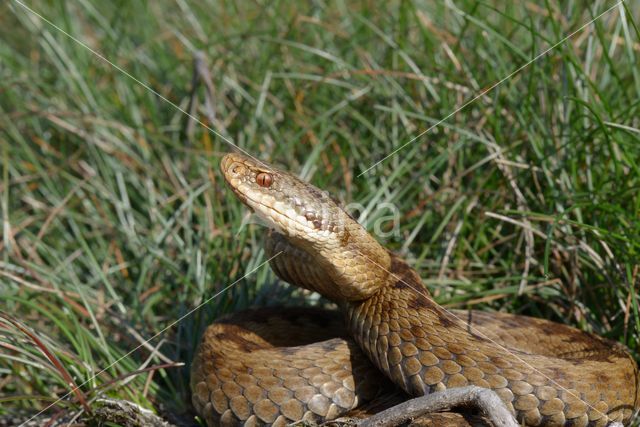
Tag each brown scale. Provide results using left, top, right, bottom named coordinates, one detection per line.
left=191, top=153, right=640, bottom=426
left=344, top=255, right=639, bottom=427
left=190, top=308, right=392, bottom=426
left=191, top=307, right=499, bottom=427
left=191, top=250, right=640, bottom=427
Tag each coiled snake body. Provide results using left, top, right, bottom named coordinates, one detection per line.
left=191, top=153, right=639, bottom=426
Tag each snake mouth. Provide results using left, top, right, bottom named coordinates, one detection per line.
left=221, top=154, right=376, bottom=253
left=221, top=153, right=316, bottom=235
left=221, top=152, right=363, bottom=250
left=235, top=188, right=320, bottom=238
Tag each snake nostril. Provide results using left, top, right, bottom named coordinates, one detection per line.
left=230, top=163, right=245, bottom=175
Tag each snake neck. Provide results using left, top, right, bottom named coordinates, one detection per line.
left=313, top=218, right=392, bottom=301
left=343, top=254, right=467, bottom=395
left=266, top=225, right=392, bottom=301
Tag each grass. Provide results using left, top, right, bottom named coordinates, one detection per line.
left=1, top=0, right=639, bottom=424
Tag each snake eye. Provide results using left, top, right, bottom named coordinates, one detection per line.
left=256, top=172, right=273, bottom=188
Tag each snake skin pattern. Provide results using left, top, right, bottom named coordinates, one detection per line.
left=190, top=308, right=392, bottom=426
left=190, top=153, right=640, bottom=426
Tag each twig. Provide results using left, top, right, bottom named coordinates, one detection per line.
left=89, top=362, right=184, bottom=395
left=438, top=198, right=478, bottom=280
left=92, top=398, right=177, bottom=427
left=486, top=139, right=534, bottom=295
left=356, top=386, right=517, bottom=427
left=182, top=51, right=220, bottom=142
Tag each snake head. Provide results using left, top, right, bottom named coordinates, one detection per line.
left=221, top=152, right=341, bottom=239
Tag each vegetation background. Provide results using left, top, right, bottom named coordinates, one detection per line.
left=1, top=1, right=639, bottom=425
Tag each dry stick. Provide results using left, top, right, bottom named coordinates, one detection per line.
left=183, top=52, right=205, bottom=140
left=486, top=139, right=534, bottom=295
left=183, top=51, right=220, bottom=142
left=195, top=51, right=220, bottom=127
left=91, top=398, right=176, bottom=427
left=90, top=362, right=184, bottom=396
left=356, top=386, right=517, bottom=427
left=437, top=198, right=478, bottom=280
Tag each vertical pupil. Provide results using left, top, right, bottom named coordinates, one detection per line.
left=257, top=173, right=272, bottom=187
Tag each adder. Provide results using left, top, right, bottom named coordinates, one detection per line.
left=190, top=152, right=639, bottom=426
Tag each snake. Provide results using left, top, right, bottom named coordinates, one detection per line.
left=190, top=152, right=640, bottom=427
